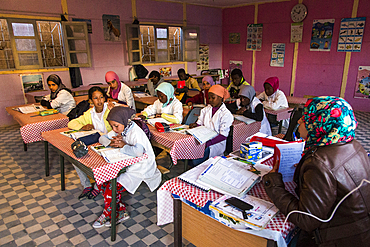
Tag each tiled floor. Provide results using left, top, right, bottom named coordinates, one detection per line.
left=0, top=111, right=369, bottom=246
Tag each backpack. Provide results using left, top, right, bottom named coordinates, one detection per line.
left=133, top=64, right=149, bottom=79
left=132, top=118, right=151, bottom=140
left=67, top=100, right=90, bottom=121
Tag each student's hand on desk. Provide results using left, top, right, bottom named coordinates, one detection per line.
left=110, top=135, right=126, bottom=148
left=81, top=124, right=94, bottom=131
left=236, top=107, right=246, bottom=115
left=189, top=123, right=198, bottom=128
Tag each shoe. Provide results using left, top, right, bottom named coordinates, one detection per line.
left=93, top=214, right=109, bottom=229
left=87, top=189, right=99, bottom=199
left=78, top=187, right=92, bottom=200
left=105, top=211, right=130, bottom=227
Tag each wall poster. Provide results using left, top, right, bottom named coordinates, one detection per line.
left=197, top=44, right=209, bottom=71
left=229, top=33, right=240, bottom=44
left=159, top=67, right=172, bottom=77
left=246, top=24, right=263, bottom=51
left=310, top=19, right=334, bottom=51
left=21, top=74, right=44, bottom=93
left=337, top=17, right=366, bottom=52
left=354, top=66, right=370, bottom=99
left=291, top=22, right=303, bottom=43
left=102, top=14, right=121, bottom=41
left=270, top=43, right=285, bottom=67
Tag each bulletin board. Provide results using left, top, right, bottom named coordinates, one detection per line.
left=337, top=17, right=366, bottom=52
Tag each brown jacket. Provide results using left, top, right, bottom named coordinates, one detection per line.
left=263, top=140, right=370, bottom=247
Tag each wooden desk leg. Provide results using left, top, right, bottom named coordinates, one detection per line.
left=60, top=155, right=65, bottom=191
left=23, top=142, right=27, bottom=151
left=44, top=141, right=49, bottom=176
left=174, top=198, right=182, bottom=247
left=111, top=177, right=117, bottom=242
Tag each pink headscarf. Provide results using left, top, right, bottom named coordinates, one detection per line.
left=202, top=75, right=215, bottom=87
left=209, top=85, right=230, bottom=101
left=105, top=71, right=121, bottom=99
left=264, top=77, right=279, bottom=93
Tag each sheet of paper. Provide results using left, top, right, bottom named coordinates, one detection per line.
left=276, top=142, right=304, bottom=182
left=147, top=117, right=172, bottom=126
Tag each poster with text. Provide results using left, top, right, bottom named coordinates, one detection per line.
left=246, top=24, right=263, bottom=51
left=102, top=14, right=121, bottom=41
left=337, top=17, right=366, bottom=52
left=310, top=19, right=334, bottom=51
left=354, top=66, right=370, bottom=99
left=270, top=43, right=285, bottom=67
left=197, top=44, right=209, bottom=71
left=291, top=22, right=303, bottom=43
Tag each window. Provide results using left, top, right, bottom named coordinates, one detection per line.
left=126, top=24, right=199, bottom=65
left=0, top=18, right=91, bottom=70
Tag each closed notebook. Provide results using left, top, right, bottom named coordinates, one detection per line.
left=178, top=158, right=214, bottom=192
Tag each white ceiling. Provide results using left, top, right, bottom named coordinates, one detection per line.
left=159, top=0, right=283, bottom=8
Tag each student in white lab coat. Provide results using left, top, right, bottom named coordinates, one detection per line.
left=189, top=85, right=233, bottom=166
left=138, top=82, right=183, bottom=124
left=257, top=76, right=289, bottom=128
left=93, top=106, right=161, bottom=228
left=105, top=71, right=136, bottom=110
left=41, top=74, right=76, bottom=115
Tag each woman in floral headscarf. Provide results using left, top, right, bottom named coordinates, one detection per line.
left=262, top=96, right=370, bottom=247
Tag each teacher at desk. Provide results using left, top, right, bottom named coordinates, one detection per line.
left=263, top=96, right=370, bottom=247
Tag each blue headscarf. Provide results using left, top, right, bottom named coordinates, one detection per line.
left=155, top=82, right=175, bottom=108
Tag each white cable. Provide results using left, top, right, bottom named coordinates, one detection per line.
left=281, top=179, right=370, bottom=230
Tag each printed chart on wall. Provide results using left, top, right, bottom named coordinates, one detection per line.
left=246, top=24, right=263, bottom=51
left=197, top=44, right=209, bottom=71
left=310, top=19, right=334, bottom=51
left=102, top=14, right=121, bottom=42
left=270, top=43, right=285, bottom=67
left=354, top=66, right=370, bottom=99
left=337, top=17, right=366, bottom=52
left=291, top=22, right=303, bottom=43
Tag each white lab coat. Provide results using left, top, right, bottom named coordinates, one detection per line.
left=45, top=90, right=76, bottom=115
left=90, top=103, right=109, bottom=134
left=257, top=89, right=289, bottom=128
left=249, top=97, right=272, bottom=136
left=107, top=82, right=135, bottom=110
left=196, top=103, right=233, bottom=158
left=142, top=97, right=183, bottom=123
left=100, top=123, right=161, bottom=194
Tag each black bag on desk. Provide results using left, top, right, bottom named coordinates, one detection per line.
left=78, top=132, right=101, bottom=146
left=71, top=140, right=88, bottom=158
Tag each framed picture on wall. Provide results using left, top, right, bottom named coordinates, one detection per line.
left=229, top=33, right=240, bottom=44
left=102, top=14, right=121, bottom=41
left=20, top=74, right=44, bottom=93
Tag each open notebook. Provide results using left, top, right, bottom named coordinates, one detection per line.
left=178, top=158, right=214, bottom=192
left=186, top=126, right=218, bottom=145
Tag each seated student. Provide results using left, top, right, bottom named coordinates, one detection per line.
left=146, top=70, right=164, bottom=97
left=138, top=82, right=183, bottom=124
left=68, top=87, right=112, bottom=200
left=94, top=106, right=161, bottom=228
left=41, top=74, right=76, bottom=115
left=176, top=68, right=201, bottom=103
left=185, top=75, right=215, bottom=107
left=227, top=68, right=250, bottom=98
left=227, top=85, right=271, bottom=136
left=257, top=76, right=289, bottom=128
left=105, top=71, right=136, bottom=110
left=189, top=85, right=233, bottom=166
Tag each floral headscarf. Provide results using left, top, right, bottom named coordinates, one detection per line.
left=105, top=71, right=121, bottom=100
left=302, top=96, right=357, bottom=153
left=264, top=77, right=279, bottom=93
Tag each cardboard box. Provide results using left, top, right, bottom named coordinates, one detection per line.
left=240, top=141, right=262, bottom=160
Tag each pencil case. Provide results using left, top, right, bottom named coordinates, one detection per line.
left=39, top=109, right=59, bottom=116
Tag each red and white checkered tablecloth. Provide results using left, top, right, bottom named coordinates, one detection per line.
left=264, top=108, right=293, bottom=122
left=232, top=120, right=261, bottom=151
left=149, top=125, right=206, bottom=165
left=157, top=175, right=296, bottom=240
left=20, top=118, right=69, bottom=144
left=42, top=128, right=148, bottom=185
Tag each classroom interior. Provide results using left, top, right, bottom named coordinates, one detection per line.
left=1, top=0, right=370, bottom=246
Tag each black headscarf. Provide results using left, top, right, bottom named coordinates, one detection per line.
left=47, top=74, right=72, bottom=99
left=106, top=106, right=136, bottom=127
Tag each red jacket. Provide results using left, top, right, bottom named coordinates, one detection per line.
left=185, top=89, right=209, bottom=105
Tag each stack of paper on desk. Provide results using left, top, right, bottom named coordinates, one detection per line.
left=196, top=157, right=262, bottom=197
left=210, top=194, right=279, bottom=230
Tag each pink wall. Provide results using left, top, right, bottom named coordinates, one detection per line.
left=1, top=0, right=222, bottom=126
left=222, top=0, right=370, bottom=111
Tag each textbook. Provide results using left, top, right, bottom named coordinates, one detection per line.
left=99, top=148, right=135, bottom=163
left=196, top=157, right=262, bottom=197
left=233, top=114, right=256, bottom=125
left=13, top=105, right=46, bottom=114
left=147, top=117, right=172, bottom=127
left=178, top=158, right=214, bottom=192
left=60, top=129, right=101, bottom=140
left=186, top=126, right=218, bottom=145
left=90, top=144, right=115, bottom=155
left=210, top=194, right=279, bottom=230
left=170, top=125, right=189, bottom=134
left=274, top=141, right=304, bottom=182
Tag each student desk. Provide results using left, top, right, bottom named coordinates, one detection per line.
left=264, top=107, right=293, bottom=134
left=124, top=78, right=148, bottom=88
left=5, top=104, right=69, bottom=152
left=157, top=174, right=296, bottom=247
left=231, top=120, right=261, bottom=151
left=286, top=96, right=307, bottom=109
left=41, top=128, right=148, bottom=242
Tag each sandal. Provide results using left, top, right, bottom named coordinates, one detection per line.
left=78, top=187, right=92, bottom=200
left=87, top=189, right=100, bottom=199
